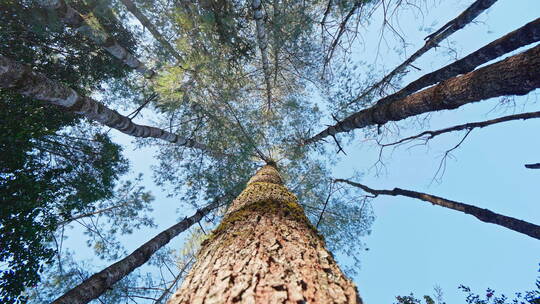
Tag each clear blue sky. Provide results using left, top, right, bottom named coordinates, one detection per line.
left=61, top=1, right=540, bottom=303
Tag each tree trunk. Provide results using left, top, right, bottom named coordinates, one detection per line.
left=305, top=44, right=540, bottom=145
left=45, top=0, right=155, bottom=77
left=252, top=0, right=273, bottom=109
left=51, top=199, right=222, bottom=304
left=0, top=55, right=219, bottom=155
left=168, top=164, right=361, bottom=303
left=119, top=0, right=184, bottom=63
left=349, top=0, right=498, bottom=105
left=335, top=179, right=540, bottom=241
left=371, top=17, right=540, bottom=108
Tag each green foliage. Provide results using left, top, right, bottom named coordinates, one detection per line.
left=0, top=1, right=138, bottom=301
left=395, top=272, right=540, bottom=304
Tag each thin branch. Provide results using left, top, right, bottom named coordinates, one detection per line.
left=381, top=111, right=540, bottom=148
left=335, top=179, right=540, bottom=240
left=316, top=182, right=335, bottom=228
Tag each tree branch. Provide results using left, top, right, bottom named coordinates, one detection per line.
left=335, top=179, right=540, bottom=240
left=304, top=44, right=540, bottom=145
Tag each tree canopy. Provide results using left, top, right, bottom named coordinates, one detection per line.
left=1, top=0, right=539, bottom=303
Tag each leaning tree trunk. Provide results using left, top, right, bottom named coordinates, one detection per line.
left=168, top=164, right=361, bottom=303
left=304, top=44, right=540, bottom=145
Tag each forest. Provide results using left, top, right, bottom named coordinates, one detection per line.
left=1, top=0, right=539, bottom=303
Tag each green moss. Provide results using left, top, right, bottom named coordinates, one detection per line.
left=206, top=181, right=325, bottom=244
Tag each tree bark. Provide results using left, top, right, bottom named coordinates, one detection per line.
left=51, top=199, right=222, bottom=304
left=252, top=0, right=273, bottom=109
left=335, top=179, right=540, bottom=241
left=168, top=165, right=361, bottom=303
left=370, top=17, right=540, bottom=108
left=349, top=0, right=498, bottom=105
left=305, top=44, right=540, bottom=145
left=44, top=0, right=155, bottom=77
left=0, top=55, right=218, bottom=155
left=119, top=0, right=184, bottom=63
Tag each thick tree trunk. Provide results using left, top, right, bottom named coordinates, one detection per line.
left=44, top=0, right=155, bottom=77
left=336, top=179, right=540, bottom=240
left=305, top=44, right=540, bottom=145
left=350, top=0, right=498, bottom=105
left=0, top=55, right=218, bottom=155
left=119, top=0, right=184, bottom=63
left=168, top=165, right=361, bottom=303
left=52, top=199, right=222, bottom=304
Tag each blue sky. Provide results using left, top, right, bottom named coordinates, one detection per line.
left=61, top=0, right=540, bottom=303
left=333, top=0, right=540, bottom=302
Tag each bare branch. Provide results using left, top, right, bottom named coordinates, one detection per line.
left=335, top=179, right=540, bottom=240
left=119, top=0, right=185, bottom=64
left=381, top=111, right=540, bottom=148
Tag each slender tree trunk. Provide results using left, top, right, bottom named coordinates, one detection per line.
left=336, top=179, right=540, bottom=240
left=371, top=17, right=540, bottom=108
left=349, top=0, right=498, bottom=105
left=305, top=44, right=540, bottom=145
left=119, top=0, right=184, bottom=63
left=168, top=165, right=361, bottom=303
left=51, top=199, right=222, bottom=304
left=44, top=0, right=155, bottom=77
left=0, top=55, right=219, bottom=155
left=252, top=0, right=273, bottom=109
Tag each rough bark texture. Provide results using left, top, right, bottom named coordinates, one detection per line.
left=52, top=200, right=221, bottom=304
left=119, top=0, right=184, bottom=63
left=0, top=55, right=216, bottom=154
left=45, top=0, right=155, bottom=77
left=305, top=44, right=540, bottom=145
left=252, top=0, right=273, bottom=108
left=372, top=17, right=540, bottom=107
left=168, top=165, right=361, bottom=304
left=336, top=179, right=540, bottom=241
left=349, top=0, right=498, bottom=105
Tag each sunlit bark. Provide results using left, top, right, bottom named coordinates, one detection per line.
left=305, top=44, right=540, bottom=145
left=0, top=55, right=216, bottom=154
left=168, top=165, right=361, bottom=304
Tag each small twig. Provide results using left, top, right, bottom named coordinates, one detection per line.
left=316, top=182, right=335, bottom=228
